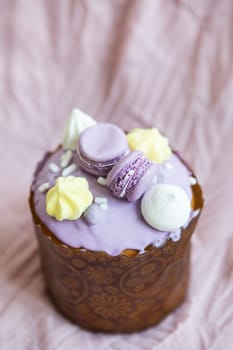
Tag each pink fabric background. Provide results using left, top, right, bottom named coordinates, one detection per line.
left=1, top=0, right=233, bottom=349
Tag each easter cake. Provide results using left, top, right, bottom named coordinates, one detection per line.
left=29, top=109, right=204, bottom=333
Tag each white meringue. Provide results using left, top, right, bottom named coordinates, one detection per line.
left=62, top=108, right=96, bottom=150
left=141, top=184, right=191, bottom=232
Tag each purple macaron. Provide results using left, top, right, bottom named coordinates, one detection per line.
left=106, top=151, right=157, bottom=202
left=77, top=123, right=128, bottom=176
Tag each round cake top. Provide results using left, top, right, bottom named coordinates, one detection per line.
left=78, top=123, right=128, bottom=162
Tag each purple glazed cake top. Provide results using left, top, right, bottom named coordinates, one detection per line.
left=32, top=147, right=198, bottom=256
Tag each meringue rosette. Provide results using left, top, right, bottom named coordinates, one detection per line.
left=46, top=176, right=93, bottom=221
left=127, top=128, right=171, bottom=163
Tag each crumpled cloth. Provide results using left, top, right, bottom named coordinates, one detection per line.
left=1, top=0, right=233, bottom=349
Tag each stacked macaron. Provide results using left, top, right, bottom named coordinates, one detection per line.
left=76, top=121, right=157, bottom=202
left=77, top=123, right=128, bottom=176
left=106, top=151, right=157, bottom=202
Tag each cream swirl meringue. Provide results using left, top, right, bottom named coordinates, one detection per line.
left=127, top=128, right=171, bottom=163
left=46, top=176, right=93, bottom=221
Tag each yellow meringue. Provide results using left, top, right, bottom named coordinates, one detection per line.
left=127, top=128, right=171, bottom=163
left=46, top=176, right=93, bottom=221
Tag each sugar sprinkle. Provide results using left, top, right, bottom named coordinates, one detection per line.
left=62, top=163, right=77, bottom=177
left=164, top=162, right=173, bottom=170
left=100, top=203, right=108, bottom=211
left=190, top=176, right=197, bottom=185
left=97, top=177, right=107, bottom=186
left=60, top=150, right=73, bottom=168
left=152, top=175, right=158, bottom=183
left=38, top=182, right=50, bottom=193
left=48, top=162, right=59, bottom=173
left=94, top=197, right=108, bottom=205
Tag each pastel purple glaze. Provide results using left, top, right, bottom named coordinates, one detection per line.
left=32, top=148, right=193, bottom=256
left=77, top=123, right=128, bottom=176
left=106, top=151, right=157, bottom=201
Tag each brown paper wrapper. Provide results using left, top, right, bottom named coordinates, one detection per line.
left=29, top=182, right=203, bottom=333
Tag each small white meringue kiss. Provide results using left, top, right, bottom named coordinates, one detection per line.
left=141, top=184, right=191, bottom=232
